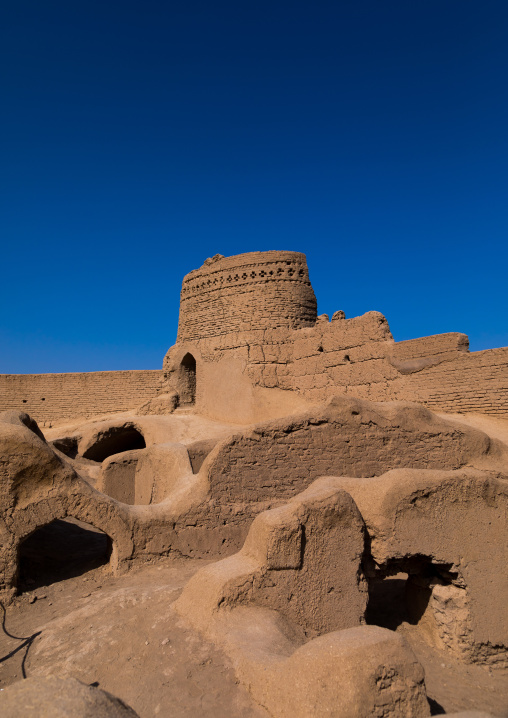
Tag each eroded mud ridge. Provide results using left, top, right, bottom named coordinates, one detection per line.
left=1, top=251, right=507, bottom=718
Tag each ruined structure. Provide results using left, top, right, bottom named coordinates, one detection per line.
left=176, top=251, right=317, bottom=341
left=2, top=250, right=506, bottom=425
left=163, top=251, right=508, bottom=423
left=0, top=251, right=507, bottom=718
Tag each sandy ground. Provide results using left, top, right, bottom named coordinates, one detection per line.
left=1, top=556, right=507, bottom=717
left=0, top=558, right=268, bottom=717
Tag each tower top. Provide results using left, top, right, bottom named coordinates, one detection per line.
left=177, top=250, right=317, bottom=342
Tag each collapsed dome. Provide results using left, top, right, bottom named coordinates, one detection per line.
left=177, top=250, right=317, bottom=342
left=82, top=425, right=146, bottom=462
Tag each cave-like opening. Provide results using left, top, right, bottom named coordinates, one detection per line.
left=17, top=518, right=112, bottom=592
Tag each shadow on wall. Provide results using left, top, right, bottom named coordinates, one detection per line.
left=177, top=353, right=196, bottom=406
left=17, top=518, right=112, bottom=592
left=98, top=438, right=219, bottom=506
left=82, top=426, right=146, bottom=462
left=365, top=560, right=456, bottom=632
left=51, top=436, right=79, bottom=459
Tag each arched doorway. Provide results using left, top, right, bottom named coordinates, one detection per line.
left=179, top=353, right=196, bottom=405
left=17, top=518, right=112, bottom=592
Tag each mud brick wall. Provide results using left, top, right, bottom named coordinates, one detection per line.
left=5, top=249, right=507, bottom=425
left=243, top=323, right=508, bottom=416
left=0, top=370, right=163, bottom=424
left=245, top=311, right=401, bottom=404
left=171, top=306, right=508, bottom=419
left=402, top=347, right=508, bottom=416
left=206, top=407, right=485, bottom=504
left=391, top=333, right=470, bottom=361
left=177, top=251, right=317, bottom=342
left=168, top=251, right=508, bottom=420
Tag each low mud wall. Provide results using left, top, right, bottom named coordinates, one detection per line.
left=0, top=370, right=163, bottom=424
left=401, top=346, right=508, bottom=416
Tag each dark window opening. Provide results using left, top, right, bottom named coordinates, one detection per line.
left=366, top=572, right=410, bottom=630
left=52, top=436, right=79, bottom=459
left=365, top=559, right=456, bottom=632
left=365, top=559, right=459, bottom=717
left=179, top=353, right=196, bottom=406
left=17, top=518, right=111, bottom=593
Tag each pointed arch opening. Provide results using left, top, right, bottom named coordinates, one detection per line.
left=178, top=353, right=196, bottom=405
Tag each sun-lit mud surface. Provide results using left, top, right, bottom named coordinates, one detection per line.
left=1, top=559, right=506, bottom=717
left=0, top=559, right=268, bottom=717
left=1, top=402, right=507, bottom=716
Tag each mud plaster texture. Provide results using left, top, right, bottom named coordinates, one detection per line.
left=1, top=399, right=507, bottom=715
left=175, top=480, right=368, bottom=639
left=0, top=250, right=507, bottom=717
left=0, top=675, right=140, bottom=717
left=174, top=469, right=507, bottom=716
left=329, top=469, right=508, bottom=668
left=162, top=251, right=508, bottom=423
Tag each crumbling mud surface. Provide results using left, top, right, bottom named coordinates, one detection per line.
left=0, top=560, right=506, bottom=717
left=0, top=401, right=507, bottom=716
left=366, top=574, right=508, bottom=715
left=0, top=560, right=268, bottom=718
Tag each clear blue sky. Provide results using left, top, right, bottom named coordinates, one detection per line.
left=1, top=1, right=507, bottom=373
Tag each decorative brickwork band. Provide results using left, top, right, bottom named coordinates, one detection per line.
left=177, top=251, right=317, bottom=342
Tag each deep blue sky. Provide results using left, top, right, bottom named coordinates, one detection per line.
left=1, top=1, right=507, bottom=373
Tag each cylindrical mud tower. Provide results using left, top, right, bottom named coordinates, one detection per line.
left=176, top=251, right=317, bottom=342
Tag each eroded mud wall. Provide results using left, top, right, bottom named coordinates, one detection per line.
left=170, top=311, right=508, bottom=420
left=398, top=346, right=508, bottom=416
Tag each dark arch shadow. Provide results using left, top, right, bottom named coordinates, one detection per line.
left=17, top=518, right=112, bottom=593
left=178, top=353, right=196, bottom=405
left=365, top=574, right=409, bottom=631
left=82, top=425, right=146, bottom=462
left=365, top=556, right=458, bottom=631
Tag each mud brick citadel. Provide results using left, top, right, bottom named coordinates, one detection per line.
left=2, top=251, right=507, bottom=425
left=0, top=251, right=507, bottom=718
